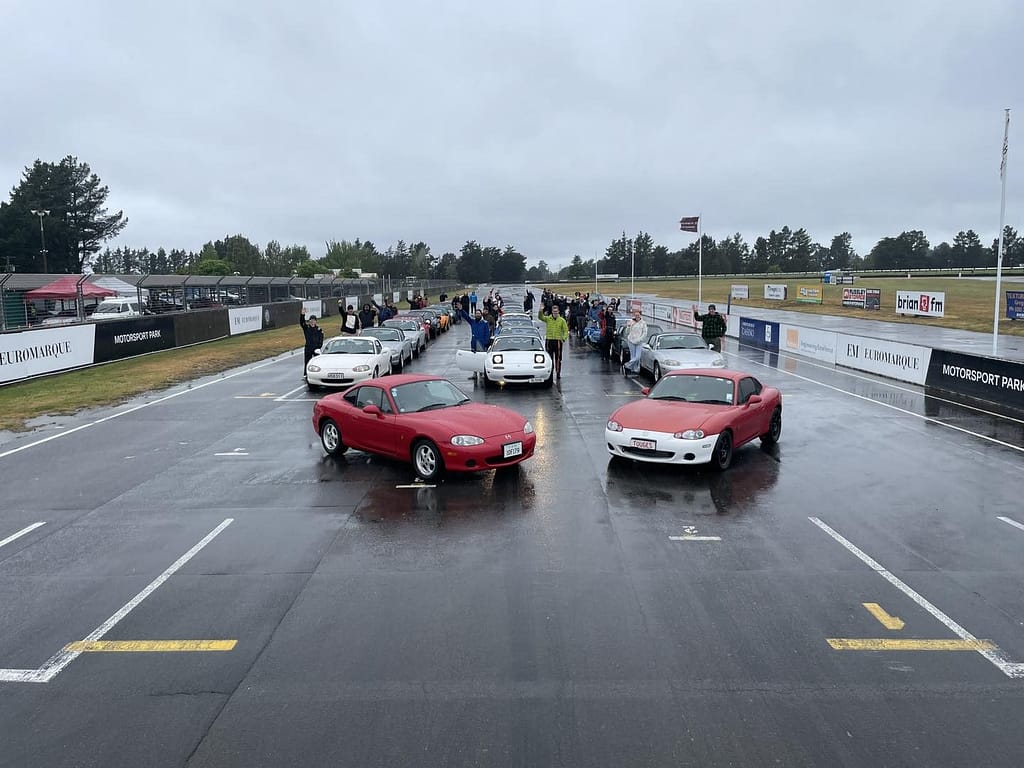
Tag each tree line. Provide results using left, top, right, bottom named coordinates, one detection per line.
left=563, top=226, right=1024, bottom=281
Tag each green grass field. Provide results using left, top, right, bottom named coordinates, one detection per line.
left=541, top=276, right=1024, bottom=336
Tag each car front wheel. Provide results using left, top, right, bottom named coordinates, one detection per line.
left=412, top=439, right=444, bottom=482
left=320, top=418, right=348, bottom=456
left=711, top=431, right=733, bottom=471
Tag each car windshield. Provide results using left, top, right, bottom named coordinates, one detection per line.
left=94, top=301, right=124, bottom=313
left=321, top=338, right=376, bottom=355
left=386, top=321, right=417, bottom=332
left=491, top=336, right=543, bottom=352
left=648, top=374, right=734, bottom=405
left=390, top=379, right=471, bottom=413
left=658, top=335, right=707, bottom=350
left=362, top=329, right=402, bottom=342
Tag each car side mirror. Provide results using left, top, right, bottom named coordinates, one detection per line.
left=708, top=343, right=714, bottom=350
left=363, top=404, right=383, bottom=417
left=641, top=387, right=651, bottom=396
left=642, top=343, right=651, bottom=349
left=313, top=349, right=322, bottom=356
left=747, top=394, right=762, bottom=406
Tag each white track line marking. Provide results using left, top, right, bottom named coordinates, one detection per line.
left=0, top=522, right=46, bottom=550
left=0, top=518, right=233, bottom=684
left=0, top=353, right=299, bottom=461
left=809, top=516, right=1024, bottom=679
left=275, top=385, right=309, bottom=402
left=728, top=351, right=1024, bottom=454
left=997, top=516, right=1024, bottom=534
left=669, top=535, right=722, bottom=541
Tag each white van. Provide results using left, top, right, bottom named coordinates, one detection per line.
left=91, top=297, right=144, bottom=320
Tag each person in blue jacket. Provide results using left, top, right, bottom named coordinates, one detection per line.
left=456, top=300, right=492, bottom=381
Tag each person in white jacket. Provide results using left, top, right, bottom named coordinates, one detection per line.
left=622, top=309, right=648, bottom=376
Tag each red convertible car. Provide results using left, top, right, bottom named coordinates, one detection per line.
left=311, top=374, right=537, bottom=481
left=605, top=368, right=782, bottom=470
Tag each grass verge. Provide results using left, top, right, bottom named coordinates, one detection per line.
left=542, top=276, right=1024, bottom=336
left=0, top=326, right=303, bottom=433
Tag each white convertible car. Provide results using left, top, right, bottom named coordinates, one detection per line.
left=456, top=332, right=553, bottom=388
left=359, top=326, right=414, bottom=372
left=639, top=332, right=726, bottom=381
left=306, top=336, right=393, bottom=391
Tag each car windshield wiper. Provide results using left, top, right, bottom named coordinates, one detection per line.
left=651, top=395, right=689, bottom=401
left=453, top=398, right=472, bottom=406
left=415, top=402, right=450, bottom=412
left=696, top=399, right=730, bottom=404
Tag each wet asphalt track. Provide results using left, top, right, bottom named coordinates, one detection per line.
left=2, top=295, right=1024, bottom=767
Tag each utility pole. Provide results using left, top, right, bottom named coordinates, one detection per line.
left=31, top=209, right=50, bottom=273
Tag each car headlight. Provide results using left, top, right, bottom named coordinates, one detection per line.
left=607, top=420, right=623, bottom=432
left=673, top=429, right=705, bottom=439
left=523, top=421, right=534, bottom=434
left=492, top=354, right=503, bottom=364
left=451, top=435, right=484, bottom=446
left=712, top=357, right=725, bottom=367
left=662, top=359, right=680, bottom=366
left=534, top=354, right=546, bottom=364
left=353, top=365, right=371, bottom=372
left=307, top=364, right=321, bottom=373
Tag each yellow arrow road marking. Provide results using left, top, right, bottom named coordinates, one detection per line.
left=64, top=640, right=237, bottom=652
left=863, top=602, right=905, bottom=630
left=827, top=638, right=995, bottom=651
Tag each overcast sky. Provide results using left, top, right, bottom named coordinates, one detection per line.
left=1, top=0, right=1021, bottom=268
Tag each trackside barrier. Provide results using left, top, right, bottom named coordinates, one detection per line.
left=926, top=349, right=1024, bottom=412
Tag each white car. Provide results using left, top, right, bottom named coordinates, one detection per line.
left=382, top=318, right=428, bottom=357
left=306, top=336, right=393, bottom=391
left=360, top=326, right=414, bottom=372
left=639, top=332, right=726, bottom=381
left=456, top=333, right=553, bottom=388
left=91, top=297, right=144, bottom=320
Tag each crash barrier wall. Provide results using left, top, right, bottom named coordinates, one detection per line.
left=635, top=298, right=1024, bottom=411
left=1, top=296, right=368, bottom=385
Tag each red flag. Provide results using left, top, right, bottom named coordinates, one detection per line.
left=679, top=216, right=699, bottom=232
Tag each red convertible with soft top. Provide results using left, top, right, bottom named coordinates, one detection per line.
left=311, top=374, right=537, bottom=481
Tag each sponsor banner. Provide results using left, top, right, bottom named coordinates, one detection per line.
left=629, top=299, right=642, bottom=313
left=865, top=288, right=881, bottom=310
left=93, top=316, right=177, bottom=364
left=373, top=293, right=383, bottom=304
left=842, top=287, right=866, bottom=308
left=731, top=284, right=749, bottom=299
left=926, top=349, right=1024, bottom=411
left=764, top=284, right=787, bottom=300
left=393, top=292, right=401, bottom=302
left=726, top=315, right=740, bottom=338
left=642, top=302, right=655, bottom=317
left=654, top=304, right=673, bottom=323
left=301, top=300, right=322, bottom=318
left=796, top=285, right=823, bottom=304
left=345, top=295, right=359, bottom=309
left=1006, top=291, right=1024, bottom=319
left=739, top=317, right=780, bottom=351
left=228, top=307, right=263, bottom=336
left=781, top=324, right=837, bottom=364
left=896, top=290, right=945, bottom=317
left=672, top=306, right=695, bottom=328
left=837, top=333, right=930, bottom=385
left=0, top=324, right=97, bottom=384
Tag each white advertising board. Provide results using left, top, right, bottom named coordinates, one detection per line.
left=301, top=300, right=322, bottom=318
left=836, top=333, right=931, bottom=385
left=0, top=324, right=97, bottom=384
left=373, top=293, right=383, bottom=304
left=393, top=292, right=401, bottom=302
left=228, top=307, right=263, bottom=336
left=344, top=296, right=358, bottom=310
left=896, top=291, right=945, bottom=317
left=731, top=284, right=749, bottom=299
left=764, top=284, right=787, bottom=300
left=780, top=324, right=838, bottom=364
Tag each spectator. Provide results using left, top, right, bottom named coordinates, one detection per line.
left=340, top=304, right=360, bottom=335
left=299, top=313, right=324, bottom=381
left=693, top=303, right=727, bottom=352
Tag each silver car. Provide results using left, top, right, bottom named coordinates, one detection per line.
left=639, top=332, right=726, bottom=381
left=382, top=318, right=428, bottom=357
left=360, top=327, right=415, bottom=372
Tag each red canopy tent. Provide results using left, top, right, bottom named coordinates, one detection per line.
left=24, top=276, right=116, bottom=300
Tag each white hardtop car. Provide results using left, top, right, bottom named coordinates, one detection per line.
left=640, top=332, right=726, bottom=381
left=306, top=335, right=393, bottom=391
left=90, top=297, right=144, bottom=320
left=456, top=332, right=553, bottom=389
left=359, top=326, right=414, bottom=372
left=382, top=318, right=428, bottom=356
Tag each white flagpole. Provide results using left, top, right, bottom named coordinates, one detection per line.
left=993, top=108, right=1011, bottom=356
left=698, top=212, right=703, bottom=305
left=631, top=243, right=635, bottom=300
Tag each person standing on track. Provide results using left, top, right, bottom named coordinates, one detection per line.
left=299, top=312, right=324, bottom=381
left=693, top=303, right=727, bottom=352
left=538, top=302, right=569, bottom=379
left=456, top=300, right=493, bottom=382
left=622, top=308, right=648, bottom=376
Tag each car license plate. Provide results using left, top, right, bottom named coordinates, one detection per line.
left=326, top=372, right=346, bottom=379
left=502, top=441, right=523, bottom=458
left=631, top=438, right=656, bottom=450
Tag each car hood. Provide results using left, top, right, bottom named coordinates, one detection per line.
left=314, top=353, right=380, bottom=370
left=612, top=399, right=728, bottom=432
left=406, top=403, right=528, bottom=438
left=655, top=349, right=722, bottom=365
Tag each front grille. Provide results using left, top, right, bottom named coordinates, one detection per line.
left=622, top=446, right=674, bottom=459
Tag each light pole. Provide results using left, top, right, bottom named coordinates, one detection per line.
left=30, top=209, right=50, bottom=273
